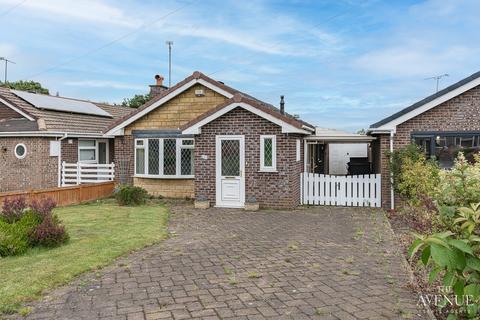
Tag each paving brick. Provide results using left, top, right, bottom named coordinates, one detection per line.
left=15, top=204, right=428, bottom=320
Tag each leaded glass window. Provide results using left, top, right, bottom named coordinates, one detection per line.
left=260, top=135, right=276, bottom=171
left=221, top=140, right=240, bottom=176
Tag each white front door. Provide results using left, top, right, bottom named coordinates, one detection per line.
left=216, top=135, right=245, bottom=208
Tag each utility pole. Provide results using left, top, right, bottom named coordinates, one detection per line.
left=425, top=74, right=449, bottom=93
left=165, top=41, right=173, bottom=87
left=0, top=57, right=16, bottom=84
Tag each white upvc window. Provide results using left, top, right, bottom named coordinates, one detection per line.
left=296, top=139, right=301, bottom=162
left=135, top=138, right=194, bottom=178
left=78, top=139, right=97, bottom=163
left=260, top=135, right=276, bottom=172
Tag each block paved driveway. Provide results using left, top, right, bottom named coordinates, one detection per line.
left=18, top=204, right=428, bottom=320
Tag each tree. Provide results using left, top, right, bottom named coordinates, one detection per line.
left=1, top=80, right=49, bottom=94
left=121, top=93, right=151, bottom=109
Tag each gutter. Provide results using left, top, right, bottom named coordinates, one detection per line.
left=389, top=130, right=395, bottom=210
left=0, top=131, right=114, bottom=138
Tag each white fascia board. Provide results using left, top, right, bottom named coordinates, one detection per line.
left=182, top=102, right=310, bottom=135
left=196, top=79, right=234, bottom=99
left=105, top=78, right=235, bottom=136
left=0, top=97, right=35, bottom=121
left=367, top=127, right=395, bottom=135
left=0, top=131, right=111, bottom=138
left=305, top=136, right=376, bottom=142
left=374, top=77, right=480, bottom=131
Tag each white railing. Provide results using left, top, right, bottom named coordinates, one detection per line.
left=301, top=173, right=381, bottom=207
left=61, top=162, right=115, bottom=186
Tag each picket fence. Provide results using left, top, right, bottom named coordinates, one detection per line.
left=301, top=173, right=381, bottom=207
left=62, top=162, right=115, bottom=186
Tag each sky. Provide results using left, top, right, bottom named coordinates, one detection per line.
left=1, top=0, right=479, bottom=132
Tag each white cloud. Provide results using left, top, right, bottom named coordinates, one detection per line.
left=64, top=80, right=145, bottom=91
left=0, top=43, right=16, bottom=57
left=0, top=0, right=140, bottom=27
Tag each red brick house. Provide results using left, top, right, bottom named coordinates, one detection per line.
left=369, top=71, right=480, bottom=209
left=106, top=71, right=318, bottom=208
left=0, top=87, right=132, bottom=192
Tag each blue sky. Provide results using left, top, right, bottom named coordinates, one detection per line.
left=1, top=0, right=479, bottom=132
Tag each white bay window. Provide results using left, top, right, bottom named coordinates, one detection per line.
left=135, top=138, right=194, bottom=178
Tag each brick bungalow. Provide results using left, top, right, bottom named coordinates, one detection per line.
left=0, top=88, right=132, bottom=192
left=106, top=71, right=318, bottom=209
left=369, top=71, right=480, bottom=210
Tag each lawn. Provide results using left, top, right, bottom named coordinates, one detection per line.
left=0, top=199, right=169, bottom=314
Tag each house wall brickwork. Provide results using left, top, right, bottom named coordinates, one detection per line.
left=116, top=84, right=228, bottom=197
left=0, top=137, right=58, bottom=192
left=194, top=107, right=304, bottom=209
left=114, top=135, right=134, bottom=185
left=61, top=138, right=78, bottom=163
left=376, top=85, right=480, bottom=209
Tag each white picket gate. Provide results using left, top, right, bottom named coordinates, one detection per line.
left=61, top=162, right=115, bottom=186
left=300, top=173, right=381, bottom=207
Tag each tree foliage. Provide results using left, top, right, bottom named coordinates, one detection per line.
left=1, top=80, right=49, bottom=94
left=121, top=93, right=151, bottom=109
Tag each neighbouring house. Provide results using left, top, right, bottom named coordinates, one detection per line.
left=0, top=87, right=133, bottom=192
left=369, top=71, right=480, bottom=210
left=106, top=71, right=374, bottom=209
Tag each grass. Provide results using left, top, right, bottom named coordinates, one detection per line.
left=0, top=199, right=169, bottom=314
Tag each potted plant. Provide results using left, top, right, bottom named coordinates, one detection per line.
left=244, top=196, right=259, bottom=211
left=194, top=194, right=210, bottom=209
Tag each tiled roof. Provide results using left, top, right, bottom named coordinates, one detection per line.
left=370, top=71, right=480, bottom=128
left=0, top=118, right=38, bottom=132
left=180, top=93, right=310, bottom=132
left=106, top=71, right=314, bottom=133
left=0, top=87, right=134, bottom=134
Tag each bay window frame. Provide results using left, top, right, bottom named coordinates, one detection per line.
left=134, top=137, right=194, bottom=179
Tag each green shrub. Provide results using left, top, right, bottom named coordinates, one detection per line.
left=388, top=144, right=440, bottom=206
left=0, top=210, right=40, bottom=256
left=115, top=185, right=148, bottom=206
left=436, top=153, right=480, bottom=207
left=410, top=203, right=480, bottom=318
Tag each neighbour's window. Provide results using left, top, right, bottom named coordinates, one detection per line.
left=135, top=138, right=194, bottom=177
left=412, top=133, right=480, bottom=169
left=296, top=139, right=301, bottom=162
left=78, top=140, right=96, bottom=162
left=14, top=143, right=27, bottom=159
left=260, top=135, right=276, bottom=171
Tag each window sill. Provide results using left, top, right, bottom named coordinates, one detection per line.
left=259, top=169, right=278, bottom=173
left=134, top=174, right=195, bottom=179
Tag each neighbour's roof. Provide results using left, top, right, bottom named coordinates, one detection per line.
left=370, top=70, right=480, bottom=129
left=0, top=118, right=38, bottom=132
left=0, top=87, right=133, bottom=134
left=105, top=71, right=314, bottom=134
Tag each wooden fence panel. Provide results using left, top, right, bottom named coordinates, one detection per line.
left=0, top=182, right=115, bottom=207
left=301, top=173, right=381, bottom=208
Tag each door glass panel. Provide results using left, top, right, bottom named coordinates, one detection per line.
left=163, top=139, right=176, bottom=175
left=221, top=140, right=240, bottom=176
left=98, top=142, right=107, bottom=164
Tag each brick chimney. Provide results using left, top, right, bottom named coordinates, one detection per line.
left=149, top=75, right=168, bottom=97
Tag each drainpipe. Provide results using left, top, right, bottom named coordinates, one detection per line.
left=57, top=133, right=68, bottom=187
left=389, top=130, right=395, bottom=210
